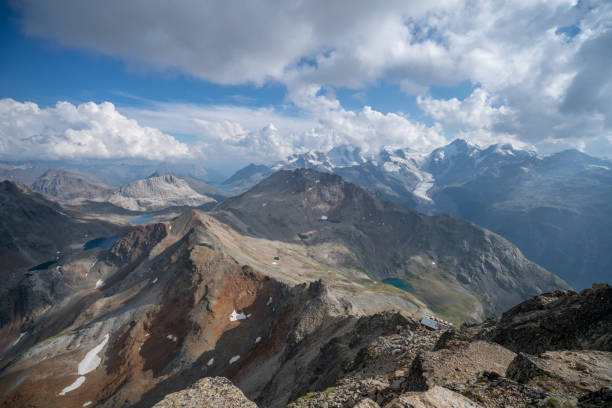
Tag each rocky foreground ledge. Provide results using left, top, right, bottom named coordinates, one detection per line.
left=157, top=285, right=611, bottom=407
left=153, top=377, right=256, bottom=408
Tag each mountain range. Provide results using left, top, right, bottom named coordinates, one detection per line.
left=215, top=169, right=568, bottom=320
left=0, top=162, right=608, bottom=407
left=26, top=170, right=219, bottom=214
left=0, top=159, right=227, bottom=187
left=0, top=172, right=608, bottom=407
left=224, top=140, right=612, bottom=289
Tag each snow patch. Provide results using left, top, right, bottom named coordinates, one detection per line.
left=12, top=332, right=26, bottom=346
left=78, top=334, right=109, bottom=375
left=255, top=336, right=261, bottom=343
left=152, top=277, right=158, bottom=284
left=266, top=296, right=273, bottom=306
left=587, top=164, right=610, bottom=171
left=95, top=279, right=104, bottom=289
left=320, top=215, right=328, bottom=220
left=262, top=202, right=267, bottom=207
left=59, top=376, right=86, bottom=396
left=166, top=334, right=177, bottom=342
left=229, top=355, right=240, bottom=364
left=83, top=402, right=92, bottom=407
left=207, top=357, right=214, bottom=366
left=229, top=310, right=248, bottom=321
left=272, top=261, right=277, bottom=265
left=383, top=162, right=401, bottom=173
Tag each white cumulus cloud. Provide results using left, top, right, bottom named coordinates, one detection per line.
left=0, top=99, right=191, bottom=161
left=10, top=0, right=612, bottom=158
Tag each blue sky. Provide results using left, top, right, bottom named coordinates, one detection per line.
left=1, top=1, right=611, bottom=172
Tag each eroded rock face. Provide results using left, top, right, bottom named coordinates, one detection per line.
left=480, top=286, right=612, bottom=355
left=153, top=377, right=256, bottom=408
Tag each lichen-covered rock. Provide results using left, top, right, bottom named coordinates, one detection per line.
left=578, top=387, right=612, bottom=408
left=506, top=350, right=612, bottom=398
left=405, top=341, right=516, bottom=392
left=354, top=398, right=380, bottom=408
left=384, top=386, right=482, bottom=408
left=152, top=377, right=256, bottom=408
left=480, top=287, right=612, bottom=355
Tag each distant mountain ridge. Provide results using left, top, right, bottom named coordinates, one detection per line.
left=29, top=170, right=220, bottom=212
left=0, top=159, right=227, bottom=187
left=224, top=140, right=612, bottom=289
left=31, top=169, right=113, bottom=202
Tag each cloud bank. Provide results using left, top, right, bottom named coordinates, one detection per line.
left=7, top=0, right=612, bottom=162
left=0, top=99, right=190, bottom=160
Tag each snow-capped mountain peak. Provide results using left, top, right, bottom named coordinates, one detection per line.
left=326, top=144, right=367, bottom=168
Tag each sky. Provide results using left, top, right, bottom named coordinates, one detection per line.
left=0, top=0, right=611, bottom=174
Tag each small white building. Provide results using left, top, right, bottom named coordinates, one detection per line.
left=420, top=316, right=452, bottom=330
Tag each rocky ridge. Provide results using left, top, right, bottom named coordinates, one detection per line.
left=145, top=285, right=611, bottom=408
left=281, top=284, right=612, bottom=408
left=0, top=209, right=426, bottom=408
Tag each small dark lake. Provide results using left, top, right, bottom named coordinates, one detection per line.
left=128, top=214, right=154, bottom=225
left=83, top=236, right=122, bottom=250
left=28, top=260, right=57, bottom=271
left=383, top=278, right=413, bottom=293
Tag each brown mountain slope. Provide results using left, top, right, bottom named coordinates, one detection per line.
left=0, top=210, right=425, bottom=408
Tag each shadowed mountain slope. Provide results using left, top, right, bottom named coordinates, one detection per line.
left=214, top=169, right=569, bottom=320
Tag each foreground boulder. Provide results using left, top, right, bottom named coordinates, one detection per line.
left=406, top=341, right=516, bottom=391
left=385, top=386, right=481, bottom=408
left=153, top=377, right=256, bottom=408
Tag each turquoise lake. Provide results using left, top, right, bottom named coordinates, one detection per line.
left=382, top=278, right=413, bottom=293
